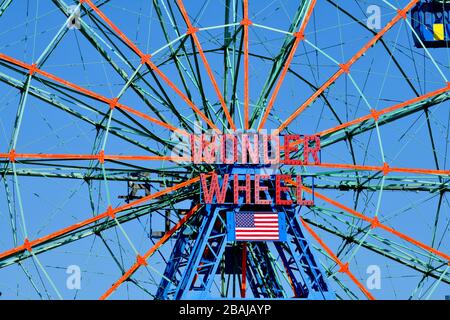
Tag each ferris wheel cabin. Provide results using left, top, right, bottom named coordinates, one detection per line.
left=411, top=1, right=450, bottom=47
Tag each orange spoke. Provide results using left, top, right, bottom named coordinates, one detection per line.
left=1, top=0, right=446, bottom=301
left=283, top=84, right=449, bottom=152
left=100, top=203, right=202, bottom=300
left=0, top=175, right=203, bottom=262
left=0, top=53, right=185, bottom=135
left=4, top=151, right=449, bottom=176
left=146, top=60, right=221, bottom=133
left=301, top=186, right=450, bottom=263
left=275, top=0, right=420, bottom=134
left=318, top=84, right=450, bottom=138
left=300, top=218, right=375, bottom=300
left=243, top=0, right=250, bottom=130
left=82, top=0, right=220, bottom=133
left=304, top=162, right=450, bottom=176
left=177, top=0, right=236, bottom=131
left=0, top=151, right=189, bottom=163
left=258, top=0, right=316, bottom=130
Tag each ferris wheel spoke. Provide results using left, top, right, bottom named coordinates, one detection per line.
left=300, top=218, right=375, bottom=300
left=142, top=53, right=221, bottom=133
left=303, top=162, right=450, bottom=176
left=301, top=186, right=450, bottom=264
left=0, top=168, right=188, bottom=182
left=100, top=203, right=203, bottom=300
left=0, top=187, right=197, bottom=269
left=40, top=79, right=173, bottom=146
left=1, top=151, right=449, bottom=177
left=242, top=0, right=250, bottom=130
left=0, top=53, right=185, bottom=136
left=81, top=0, right=220, bottom=133
left=328, top=0, right=421, bottom=98
left=75, top=6, right=194, bottom=132
left=248, top=2, right=311, bottom=128
left=0, top=70, right=172, bottom=154
left=275, top=0, right=421, bottom=134
left=1, top=159, right=191, bottom=178
left=303, top=215, right=450, bottom=285
left=0, top=0, right=12, bottom=17
left=0, top=174, right=203, bottom=266
left=268, top=63, right=363, bottom=188
left=318, top=84, right=450, bottom=141
left=176, top=0, right=236, bottom=131
left=305, top=174, right=448, bottom=192
left=151, top=1, right=199, bottom=107
left=147, top=24, right=230, bottom=125
left=309, top=203, right=443, bottom=265
left=257, top=0, right=316, bottom=130
left=0, top=152, right=188, bottom=163
left=0, top=0, right=447, bottom=299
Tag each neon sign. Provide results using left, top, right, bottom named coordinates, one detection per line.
left=189, top=133, right=320, bottom=205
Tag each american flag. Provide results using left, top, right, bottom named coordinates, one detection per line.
left=235, top=212, right=280, bottom=240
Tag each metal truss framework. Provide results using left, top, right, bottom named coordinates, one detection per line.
left=0, top=0, right=448, bottom=300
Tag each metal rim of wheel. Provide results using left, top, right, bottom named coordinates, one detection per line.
left=0, top=0, right=449, bottom=300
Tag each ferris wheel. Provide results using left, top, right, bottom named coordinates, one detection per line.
left=0, top=0, right=449, bottom=300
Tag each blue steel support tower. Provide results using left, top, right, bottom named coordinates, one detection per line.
left=156, top=167, right=334, bottom=299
